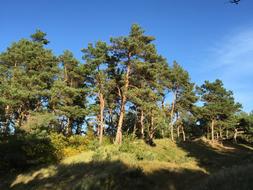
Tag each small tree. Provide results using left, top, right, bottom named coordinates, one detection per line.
left=82, top=41, right=112, bottom=145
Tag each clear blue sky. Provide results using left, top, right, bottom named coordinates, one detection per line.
left=1, top=0, right=253, bottom=111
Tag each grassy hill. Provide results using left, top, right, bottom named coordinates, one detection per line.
left=1, top=138, right=253, bottom=190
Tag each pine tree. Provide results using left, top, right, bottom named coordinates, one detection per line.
left=0, top=30, right=58, bottom=134
left=50, top=50, right=87, bottom=135
left=197, top=79, right=241, bottom=143
left=164, top=61, right=193, bottom=141
left=127, top=43, right=167, bottom=141
left=110, top=24, right=157, bottom=144
left=82, top=41, right=111, bottom=144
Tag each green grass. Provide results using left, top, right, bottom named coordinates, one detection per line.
left=1, top=138, right=253, bottom=190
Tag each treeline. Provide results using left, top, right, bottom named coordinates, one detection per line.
left=0, top=24, right=252, bottom=147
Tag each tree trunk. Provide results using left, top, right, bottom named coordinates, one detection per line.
left=132, top=120, right=137, bottom=138
left=207, top=125, right=210, bottom=140
left=66, top=117, right=73, bottom=136
left=226, top=128, right=229, bottom=139
left=148, top=115, right=155, bottom=142
left=108, top=108, right=113, bottom=130
left=219, top=126, right=223, bottom=140
left=211, top=119, right=215, bottom=143
left=234, top=128, right=238, bottom=143
left=99, top=92, right=105, bottom=145
left=169, top=92, right=176, bottom=141
left=150, top=115, right=154, bottom=138
left=3, top=105, right=10, bottom=137
left=96, top=115, right=100, bottom=136
left=115, top=60, right=131, bottom=145
left=182, top=126, right=186, bottom=141
left=76, top=123, right=82, bottom=134
left=64, top=66, right=68, bottom=82
left=177, top=125, right=180, bottom=139
left=140, top=109, right=144, bottom=139
left=115, top=94, right=125, bottom=144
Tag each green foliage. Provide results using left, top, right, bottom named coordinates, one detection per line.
left=30, top=29, right=50, bottom=45
left=135, top=150, right=156, bottom=161
left=22, top=112, right=57, bottom=136
left=0, top=132, right=93, bottom=173
left=197, top=79, right=241, bottom=121
left=0, top=24, right=253, bottom=190
left=49, top=133, right=91, bottom=158
left=0, top=135, right=58, bottom=173
left=1, top=24, right=250, bottom=147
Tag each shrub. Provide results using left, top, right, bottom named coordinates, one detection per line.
left=48, top=133, right=67, bottom=159
left=49, top=133, right=90, bottom=158
left=135, top=150, right=155, bottom=161
left=0, top=133, right=92, bottom=173
left=0, top=135, right=58, bottom=173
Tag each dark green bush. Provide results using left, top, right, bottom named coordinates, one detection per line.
left=0, top=133, right=93, bottom=173
left=0, top=135, right=58, bottom=173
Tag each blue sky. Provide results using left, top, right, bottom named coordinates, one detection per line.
left=1, top=0, right=253, bottom=111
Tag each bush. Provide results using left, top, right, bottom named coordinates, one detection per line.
left=135, top=150, right=155, bottom=161
left=92, top=146, right=120, bottom=162
left=48, top=133, right=67, bottom=159
left=119, top=135, right=137, bottom=153
left=0, top=133, right=92, bottom=173
left=0, top=135, right=58, bottom=173
left=49, top=133, right=90, bottom=158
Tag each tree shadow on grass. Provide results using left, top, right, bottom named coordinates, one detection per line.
left=177, top=139, right=253, bottom=173
left=7, top=160, right=207, bottom=190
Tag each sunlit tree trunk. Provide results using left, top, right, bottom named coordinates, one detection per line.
left=140, top=109, right=144, bottom=139
left=66, top=117, right=73, bottom=136
left=115, top=59, right=131, bottom=145
left=150, top=115, right=154, bottom=139
left=177, top=125, right=180, bottom=139
left=3, top=105, right=10, bottom=137
left=169, top=92, right=176, bottom=141
left=234, top=128, right=238, bottom=143
left=211, top=119, right=215, bottom=143
left=182, top=126, right=186, bottom=141
left=99, top=92, right=105, bottom=145
left=148, top=114, right=156, bottom=143
left=226, top=128, right=229, bottom=139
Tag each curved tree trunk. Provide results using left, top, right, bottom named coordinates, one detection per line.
left=115, top=61, right=130, bottom=145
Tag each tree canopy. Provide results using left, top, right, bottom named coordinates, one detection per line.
left=0, top=24, right=250, bottom=146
